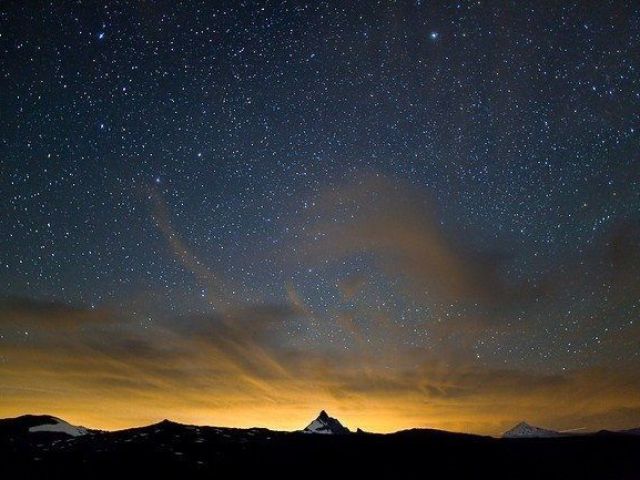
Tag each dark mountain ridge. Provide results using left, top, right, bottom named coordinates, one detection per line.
left=1, top=413, right=639, bottom=479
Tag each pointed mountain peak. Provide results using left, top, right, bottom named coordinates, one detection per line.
left=152, top=419, right=183, bottom=429
left=302, top=410, right=350, bottom=435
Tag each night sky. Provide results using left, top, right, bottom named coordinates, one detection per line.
left=1, top=1, right=639, bottom=434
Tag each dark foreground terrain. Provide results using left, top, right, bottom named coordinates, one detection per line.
left=1, top=415, right=639, bottom=479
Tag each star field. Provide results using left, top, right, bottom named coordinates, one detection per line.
left=0, top=1, right=639, bottom=433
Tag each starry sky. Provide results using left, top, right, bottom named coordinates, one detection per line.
left=1, top=1, right=639, bottom=435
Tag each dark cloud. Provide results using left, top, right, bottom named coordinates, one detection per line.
left=337, top=274, right=367, bottom=301
left=0, top=296, right=116, bottom=329
left=300, top=175, right=544, bottom=310
left=296, top=175, right=639, bottom=336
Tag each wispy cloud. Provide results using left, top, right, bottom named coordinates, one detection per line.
left=1, top=295, right=639, bottom=434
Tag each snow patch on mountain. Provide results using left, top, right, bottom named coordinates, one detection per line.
left=29, top=417, right=87, bottom=437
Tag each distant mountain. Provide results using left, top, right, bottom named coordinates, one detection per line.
left=302, top=410, right=350, bottom=434
left=0, top=414, right=88, bottom=438
left=618, top=427, right=640, bottom=436
left=502, top=422, right=561, bottom=438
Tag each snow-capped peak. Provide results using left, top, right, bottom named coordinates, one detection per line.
left=502, top=421, right=560, bottom=438
left=302, top=410, right=350, bottom=435
left=28, top=416, right=88, bottom=437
